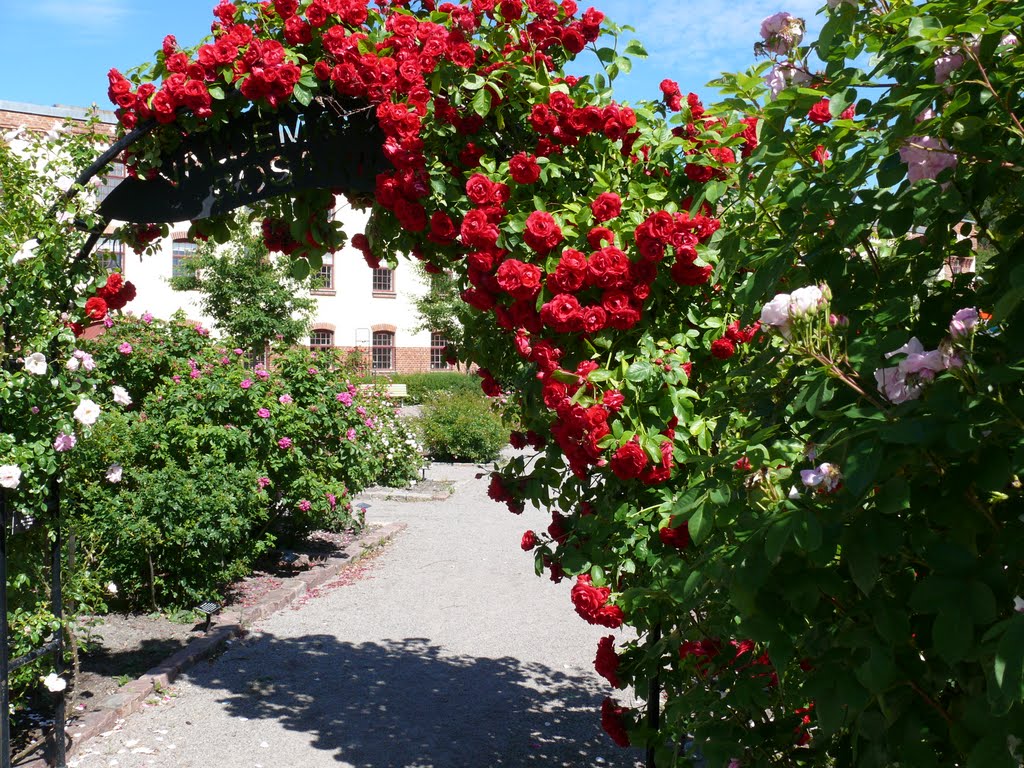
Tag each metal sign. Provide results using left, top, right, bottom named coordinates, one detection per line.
left=98, top=100, right=388, bottom=223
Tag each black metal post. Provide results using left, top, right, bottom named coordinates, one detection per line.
left=646, top=623, right=662, bottom=768
left=50, top=480, right=66, bottom=768
left=1, top=487, right=10, bottom=768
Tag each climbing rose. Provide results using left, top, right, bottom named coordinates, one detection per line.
left=111, top=386, right=132, bottom=406
left=571, top=575, right=624, bottom=628
left=523, top=211, right=563, bottom=253
left=521, top=530, right=538, bottom=550
left=595, top=636, right=623, bottom=688
left=807, top=98, right=832, bottom=124
left=950, top=307, right=980, bottom=338
left=278, top=437, right=293, bottom=449
left=760, top=12, right=804, bottom=54
left=601, top=698, right=631, bottom=747
left=610, top=440, right=648, bottom=480
left=509, top=152, right=541, bottom=184
left=659, top=517, right=691, bottom=549
left=0, top=465, right=21, bottom=489
left=711, top=338, right=736, bottom=360
left=23, top=353, right=47, bottom=376
left=74, top=398, right=101, bottom=426
left=53, top=433, right=76, bottom=452
left=590, top=192, right=622, bottom=222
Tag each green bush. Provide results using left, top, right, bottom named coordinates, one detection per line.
left=354, top=371, right=480, bottom=404
left=62, top=319, right=424, bottom=609
left=419, top=391, right=507, bottom=463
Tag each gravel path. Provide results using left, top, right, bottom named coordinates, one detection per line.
left=68, top=462, right=644, bottom=768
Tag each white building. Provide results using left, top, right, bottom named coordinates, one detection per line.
left=1, top=99, right=449, bottom=374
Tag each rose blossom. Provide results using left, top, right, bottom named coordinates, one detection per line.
left=106, top=464, right=123, bottom=483
left=23, top=352, right=47, bottom=376
left=118, top=342, right=133, bottom=355
left=298, top=499, right=312, bottom=512
left=66, top=356, right=81, bottom=372
left=346, top=428, right=357, bottom=441
left=760, top=12, right=804, bottom=55
left=111, top=386, right=132, bottom=406
left=0, top=465, right=21, bottom=489
left=595, top=636, right=623, bottom=688
left=278, top=437, right=293, bottom=450
left=74, top=398, right=101, bottom=426
left=41, top=673, right=67, bottom=693
left=257, top=477, right=271, bottom=489
left=279, top=394, right=293, bottom=404
left=949, top=308, right=979, bottom=338
left=53, top=433, right=76, bottom=452
left=141, top=312, right=154, bottom=324
left=257, top=408, right=271, bottom=419
left=759, top=293, right=791, bottom=327
left=12, top=238, right=38, bottom=263
left=240, top=378, right=253, bottom=389
left=763, top=63, right=810, bottom=100
left=788, top=285, right=827, bottom=317
left=800, top=462, right=842, bottom=492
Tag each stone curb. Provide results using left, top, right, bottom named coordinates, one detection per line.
left=23, top=522, right=406, bottom=768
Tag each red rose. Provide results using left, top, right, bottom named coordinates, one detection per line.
left=580, top=305, right=608, bottom=334
left=601, top=289, right=641, bottom=330
left=587, top=226, right=614, bottom=249
left=811, top=144, right=830, bottom=165
left=808, top=98, right=832, bottom=124
left=595, top=636, right=623, bottom=687
left=548, top=512, right=569, bottom=544
left=610, top=439, right=648, bottom=480
left=710, top=337, right=736, bottom=359
left=105, top=272, right=124, bottom=292
left=477, top=368, right=501, bottom=397
left=521, top=530, right=538, bottom=550
left=659, top=516, right=691, bottom=549
left=523, top=211, right=563, bottom=254
left=671, top=260, right=712, bottom=286
left=587, top=246, right=630, bottom=289
left=840, top=105, right=855, bottom=120
left=427, top=211, right=457, bottom=245
left=601, top=698, right=631, bottom=748
left=530, top=340, right=562, bottom=372
left=570, top=574, right=610, bottom=621
left=660, top=79, right=683, bottom=111
left=590, top=192, right=622, bottom=222
left=460, top=209, right=500, bottom=248
left=540, top=293, right=582, bottom=332
left=84, top=296, right=108, bottom=320
left=495, top=259, right=543, bottom=300
left=603, top=389, right=625, bottom=411
left=735, top=456, right=753, bottom=471
left=542, top=377, right=569, bottom=409
left=509, top=152, right=541, bottom=184
left=465, top=173, right=496, bottom=206
left=549, top=248, right=588, bottom=292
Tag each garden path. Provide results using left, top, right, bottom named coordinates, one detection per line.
left=67, top=459, right=644, bottom=768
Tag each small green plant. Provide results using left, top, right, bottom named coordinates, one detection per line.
left=115, top=674, right=131, bottom=687
left=418, top=391, right=507, bottom=463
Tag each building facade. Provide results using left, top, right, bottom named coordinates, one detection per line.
left=1, top=99, right=451, bottom=375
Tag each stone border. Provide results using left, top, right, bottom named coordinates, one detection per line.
left=20, top=522, right=406, bottom=768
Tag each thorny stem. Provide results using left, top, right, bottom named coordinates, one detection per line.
left=908, top=681, right=954, bottom=726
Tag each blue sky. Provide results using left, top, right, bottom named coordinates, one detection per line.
left=0, top=0, right=825, bottom=111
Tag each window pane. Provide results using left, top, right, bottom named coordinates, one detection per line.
left=97, top=238, right=124, bottom=272
left=430, top=332, right=448, bottom=370
left=372, top=331, right=394, bottom=371
left=372, top=268, right=394, bottom=292
left=172, top=239, right=198, bottom=279
left=310, top=329, right=334, bottom=349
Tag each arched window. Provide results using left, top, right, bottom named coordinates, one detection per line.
left=310, top=329, right=334, bottom=351
left=372, top=330, right=395, bottom=371
left=430, top=332, right=449, bottom=370
left=172, top=239, right=198, bottom=279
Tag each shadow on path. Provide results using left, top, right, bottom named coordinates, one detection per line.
left=189, top=634, right=643, bottom=767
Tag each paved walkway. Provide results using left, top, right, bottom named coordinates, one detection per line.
left=68, top=462, right=644, bottom=768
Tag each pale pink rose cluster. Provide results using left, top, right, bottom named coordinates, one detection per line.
left=66, top=349, right=96, bottom=372
left=764, top=63, right=811, bottom=100
left=899, top=135, right=958, bottom=183
left=759, top=284, right=831, bottom=335
left=760, top=12, right=804, bottom=55
left=874, top=308, right=979, bottom=404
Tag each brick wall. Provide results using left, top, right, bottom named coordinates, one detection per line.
left=339, top=346, right=452, bottom=375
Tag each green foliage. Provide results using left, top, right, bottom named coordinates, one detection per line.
left=355, top=371, right=481, bottom=403
left=63, top=320, right=423, bottom=609
left=419, top=391, right=508, bottom=463
left=169, top=212, right=318, bottom=354
left=411, top=262, right=465, bottom=357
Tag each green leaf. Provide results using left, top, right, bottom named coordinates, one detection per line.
left=623, top=39, right=648, bottom=58
left=626, top=361, right=655, bottom=382
left=843, top=532, right=879, bottom=595
left=471, top=89, right=491, bottom=118
left=993, top=615, right=1024, bottom=703
left=688, top=503, right=713, bottom=544
left=292, top=83, right=313, bottom=107
left=764, top=519, right=792, bottom=563
left=933, top=610, right=972, bottom=665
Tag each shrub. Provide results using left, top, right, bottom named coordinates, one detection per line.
left=353, top=371, right=481, bottom=404
left=419, top=391, right=507, bottom=463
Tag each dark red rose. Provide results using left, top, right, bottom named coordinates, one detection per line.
left=595, top=635, right=623, bottom=687
left=659, top=516, right=691, bottom=549
left=587, top=246, right=630, bottom=289
left=521, top=530, right=538, bottom=550
left=601, top=698, right=631, bottom=748
left=671, top=260, right=713, bottom=286
left=610, top=440, right=648, bottom=480
left=734, top=456, right=752, bottom=471
left=570, top=574, right=610, bottom=621
left=523, top=211, right=563, bottom=254
left=540, top=293, right=582, bottom=333
left=477, top=368, right=501, bottom=397
left=495, top=259, right=543, bottom=300
left=711, top=337, right=736, bottom=360
left=530, top=339, right=563, bottom=372
left=509, top=152, right=541, bottom=184
left=603, top=389, right=625, bottom=411
left=587, top=226, right=614, bottom=249
left=427, top=211, right=457, bottom=245
left=590, top=192, right=621, bottom=222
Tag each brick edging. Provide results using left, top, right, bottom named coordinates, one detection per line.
left=23, top=522, right=406, bottom=767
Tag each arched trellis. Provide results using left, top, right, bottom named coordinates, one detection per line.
left=1, top=96, right=390, bottom=768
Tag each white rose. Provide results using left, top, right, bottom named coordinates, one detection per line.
left=12, top=238, right=38, bottom=264
left=66, top=356, right=81, bottom=372
left=788, top=285, right=825, bottom=317
left=0, top=464, right=21, bottom=489
left=106, top=464, right=123, bottom=483
left=107, top=582, right=119, bottom=595
left=759, top=293, right=791, bottom=326
left=73, top=398, right=101, bottom=427
left=111, top=386, right=132, bottom=406
left=41, top=672, right=66, bottom=693
left=23, top=353, right=47, bottom=376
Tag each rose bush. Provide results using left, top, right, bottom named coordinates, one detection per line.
left=64, top=314, right=422, bottom=608
left=36, top=0, right=1024, bottom=763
